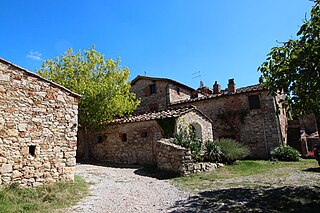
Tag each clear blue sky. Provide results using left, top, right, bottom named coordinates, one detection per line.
left=0, top=0, right=314, bottom=89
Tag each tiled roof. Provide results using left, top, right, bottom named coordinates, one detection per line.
left=109, top=106, right=211, bottom=124
left=0, top=57, right=81, bottom=98
left=171, top=84, right=265, bottom=105
left=131, top=75, right=196, bottom=92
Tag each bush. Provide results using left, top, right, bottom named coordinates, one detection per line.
left=271, top=145, right=301, bottom=161
left=204, top=141, right=224, bottom=163
left=173, top=129, right=202, bottom=161
left=216, top=138, right=250, bottom=164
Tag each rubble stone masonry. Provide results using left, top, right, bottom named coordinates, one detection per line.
left=0, top=60, right=79, bottom=188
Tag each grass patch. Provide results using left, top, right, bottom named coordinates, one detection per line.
left=172, top=159, right=319, bottom=191
left=0, top=176, right=90, bottom=213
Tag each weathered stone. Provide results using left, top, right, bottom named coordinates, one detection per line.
left=0, top=58, right=79, bottom=188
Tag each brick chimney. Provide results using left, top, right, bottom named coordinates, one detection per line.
left=213, top=81, right=221, bottom=94
left=227, top=78, right=236, bottom=93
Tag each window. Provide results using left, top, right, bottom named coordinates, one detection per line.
left=141, top=131, right=148, bottom=138
left=96, top=136, right=103, bottom=143
left=29, top=145, right=36, bottom=156
left=149, top=83, right=157, bottom=94
left=248, top=95, right=260, bottom=109
left=121, top=133, right=127, bottom=142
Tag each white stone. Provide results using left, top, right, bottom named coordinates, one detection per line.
left=0, top=74, right=10, bottom=81
left=1, top=164, right=13, bottom=173
left=18, top=123, right=28, bottom=132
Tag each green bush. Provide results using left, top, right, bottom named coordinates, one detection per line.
left=271, top=145, right=301, bottom=161
left=216, top=138, right=250, bottom=164
left=173, top=129, right=202, bottom=161
left=204, top=141, right=224, bottom=163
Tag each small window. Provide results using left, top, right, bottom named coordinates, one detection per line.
left=141, top=131, right=148, bottom=138
left=121, top=133, right=127, bottom=142
left=29, top=145, right=36, bottom=156
left=96, top=136, right=103, bottom=143
left=176, top=87, right=180, bottom=95
left=248, top=95, right=260, bottom=109
left=149, top=84, right=157, bottom=94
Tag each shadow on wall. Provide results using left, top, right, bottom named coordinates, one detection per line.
left=169, top=186, right=320, bottom=212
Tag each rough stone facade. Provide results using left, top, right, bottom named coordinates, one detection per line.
left=79, top=107, right=213, bottom=164
left=131, top=77, right=288, bottom=159
left=130, top=76, right=195, bottom=114
left=81, top=120, right=162, bottom=164
left=0, top=58, right=79, bottom=188
left=172, top=89, right=287, bottom=158
left=156, top=139, right=223, bottom=175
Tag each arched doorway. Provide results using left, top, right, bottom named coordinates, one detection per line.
left=189, top=123, right=202, bottom=141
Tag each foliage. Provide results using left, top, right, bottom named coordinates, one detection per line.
left=258, top=1, right=320, bottom=126
left=271, top=145, right=301, bottom=161
left=37, top=46, right=140, bottom=129
left=173, top=127, right=202, bottom=161
left=156, top=118, right=176, bottom=138
left=0, top=176, right=90, bottom=213
left=217, top=109, right=248, bottom=126
left=204, top=141, right=224, bottom=163
left=216, top=138, right=250, bottom=164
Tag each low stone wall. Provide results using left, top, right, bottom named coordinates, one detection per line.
left=156, top=139, right=223, bottom=175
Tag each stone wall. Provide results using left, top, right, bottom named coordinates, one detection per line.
left=156, top=139, right=223, bottom=174
left=168, top=83, right=192, bottom=104
left=176, top=111, right=213, bottom=142
left=82, top=120, right=163, bottom=164
left=174, top=90, right=284, bottom=159
left=131, top=79, right=169, bottom=113
left=0, top=60, right=78, bottom=188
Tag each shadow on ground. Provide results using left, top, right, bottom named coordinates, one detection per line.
left=303, top=167, right=320, bottom=173
left=169, top=186, right=320, bottom=213
left=134, top=165, right=181, bottom=180
left=76, top=159, right=142, bottom=169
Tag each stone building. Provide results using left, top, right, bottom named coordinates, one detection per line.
left=131, top=76, right=288, bottom=159
left=0, top=58, right=80, bottom=188
left=78, top=106, right=213, bottom=164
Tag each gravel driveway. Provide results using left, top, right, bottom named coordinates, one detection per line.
left=67, top=163, right=190, bottom=213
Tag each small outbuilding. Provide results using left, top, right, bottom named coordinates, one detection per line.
left=0, top=58, right=80, bottom=188
left=78, top=106, right=213, bottom=164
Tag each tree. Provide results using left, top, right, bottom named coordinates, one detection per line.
left=38, top=46, right=140, bottom=129
left=258, top=1, right=320, bottom=127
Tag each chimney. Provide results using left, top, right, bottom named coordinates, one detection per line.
left=213, top=81, right=221, bottom=94
left=227, top=78, right=236, bottom=93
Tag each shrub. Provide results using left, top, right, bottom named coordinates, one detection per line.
left=216, top=138, right=250, bottom=164
left=173, top=129, right=202, bottom=161
left=271, top=145, right=301, bottom=161
left=204, top=141, right=224, bottom=163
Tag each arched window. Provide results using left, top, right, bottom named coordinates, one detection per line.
left=189, top=123, right=202, bottom=141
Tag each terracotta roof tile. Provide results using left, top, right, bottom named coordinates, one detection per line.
left=109, top=105, right=210, bottom=124
left=171, top=84, right=264, bottom=105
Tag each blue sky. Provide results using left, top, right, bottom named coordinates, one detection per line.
left=0, top=0, right=314, bottom=89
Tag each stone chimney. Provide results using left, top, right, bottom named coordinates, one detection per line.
left=213, top=81, right=221, bottom=94
left=227, top=78, right=236, bottom=93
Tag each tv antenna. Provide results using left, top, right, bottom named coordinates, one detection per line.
left=192, top=71, right=201, bottom=80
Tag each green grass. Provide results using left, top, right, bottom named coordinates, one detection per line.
left=0, top=176, right=90, bottom=213
left=172, top=159, right=319, bottom=191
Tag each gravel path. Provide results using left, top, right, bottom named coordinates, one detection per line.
left=67, top=163, right=190, bottom=213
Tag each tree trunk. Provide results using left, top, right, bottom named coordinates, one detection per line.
left=83, top=126, right=89, bottom=160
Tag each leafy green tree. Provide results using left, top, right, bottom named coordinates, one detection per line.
left=38, top=46, right=140, bottom=129
left=258, top=1, right=320, bottom=126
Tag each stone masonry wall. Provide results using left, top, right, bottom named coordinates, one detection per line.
left=156, top=139, right=223, bottom=174
left=168, top=83, right=192, bottom=104
left=177, top=111, right=213, bottom=142
left=131, top=79, right=169, bottom=114
left=84, top=120, right=163, bottom=164
left=0, top=61, right=78, bottom=188
left=174, top=90, right=284, bottom=159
